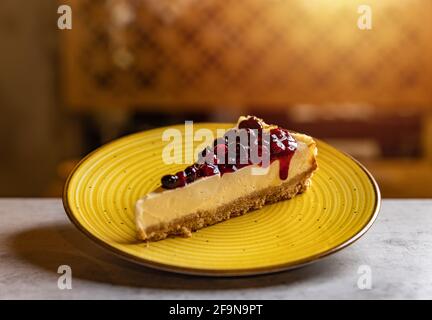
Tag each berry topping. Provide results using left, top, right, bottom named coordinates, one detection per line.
left=270, top=138, right=286, bottom=154
left=198, top=163, right=220, bottom=177
left=238, top=116, right=263, bottom=131
left=184, top=165, right=198, bottom=183
left=161, top=118, right=299, bottom=189
left=161, top=174, right=179, bottom=189
left=270, top=128, right=290, bottom=154
left=176, top=171, right=187, bottom=187
left=270, top=128, right=288, bottom=140
left=219, top=164, right=238, bottom=174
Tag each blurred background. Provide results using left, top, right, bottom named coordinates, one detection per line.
left=0, top=0, right=431, bottom=197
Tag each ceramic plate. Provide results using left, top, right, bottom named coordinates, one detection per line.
left=63, top=123, right=380, bottom=276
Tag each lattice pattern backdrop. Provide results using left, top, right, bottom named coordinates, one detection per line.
left=61, top=0, right=432, bottom=110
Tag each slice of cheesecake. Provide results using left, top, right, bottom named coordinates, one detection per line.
left=136, top=116, right=318, bottom=241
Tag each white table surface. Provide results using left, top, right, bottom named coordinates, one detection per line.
left=0, top=198, right=431, bottom=299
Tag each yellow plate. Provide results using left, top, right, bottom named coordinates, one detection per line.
left=63, top=123, right=380, bottom=276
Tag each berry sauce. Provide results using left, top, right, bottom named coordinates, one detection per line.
left=161, top=116, right=298, bottom=189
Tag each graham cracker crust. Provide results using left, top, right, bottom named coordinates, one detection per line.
left=137, top=166, right=317, bottom=242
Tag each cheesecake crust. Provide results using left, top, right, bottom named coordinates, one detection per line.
left=137, top=164, right=317, bottom=242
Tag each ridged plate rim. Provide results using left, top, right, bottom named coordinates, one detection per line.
left=63, top=123, right=381, bottom=277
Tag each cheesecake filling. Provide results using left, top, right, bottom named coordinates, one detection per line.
left=136, top=134, right=316, bottom=232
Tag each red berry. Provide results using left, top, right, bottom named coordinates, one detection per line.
left=184, top=166, right=198, bottom=183
left=219, top=164, right=238, bottom=174
left=176, top=171, right=187, bottom=187
left=270, top=128, right=285, bottom=139
left=238, top=116, right=263, bottom=131
left=161, top=174, right=179, bottom=189
left=198, top=164, right=220, bottom=177
left=270, top=140, right=286, bottom=154
left=270, top=128, right=289, bottom=154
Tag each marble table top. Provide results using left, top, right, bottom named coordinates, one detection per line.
left=0, top=198, right=431, bottom=299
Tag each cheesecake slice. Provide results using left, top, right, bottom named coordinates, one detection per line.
left=136, top=116, right=318, bottom=241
